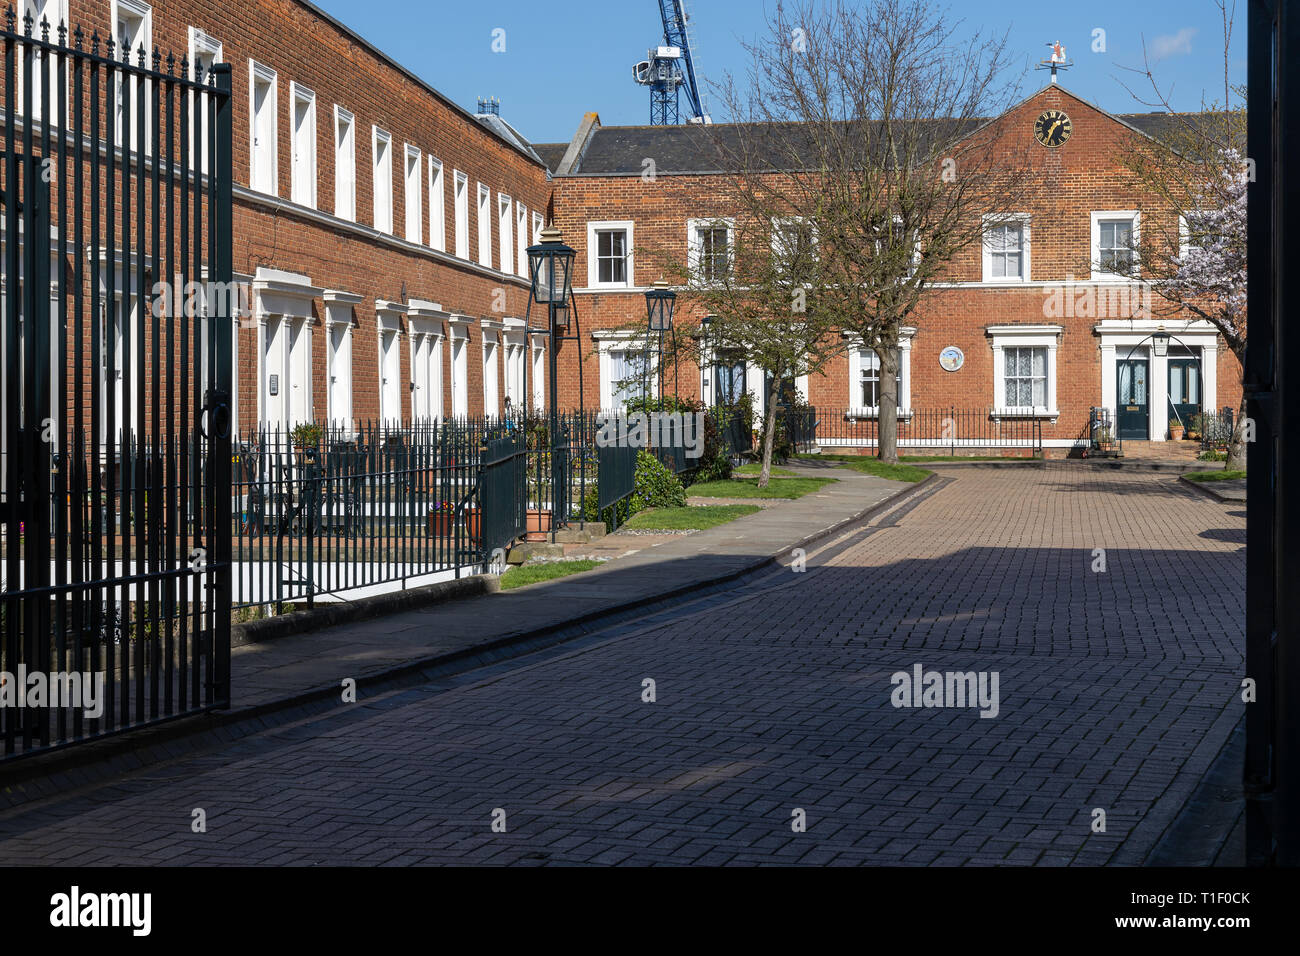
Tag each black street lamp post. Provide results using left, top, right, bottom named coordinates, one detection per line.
left=645, top=279, right=677, bottom=406
left=526, top=222, right=575, bottom=533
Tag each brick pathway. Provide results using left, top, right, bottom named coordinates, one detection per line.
left=0, top=468, right=1245, bottom=865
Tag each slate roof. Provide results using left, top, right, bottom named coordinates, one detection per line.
left=539, top=88, right=1237, bottom=177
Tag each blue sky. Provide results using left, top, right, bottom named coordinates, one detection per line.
left=310, top=0, right=1246, bottom=145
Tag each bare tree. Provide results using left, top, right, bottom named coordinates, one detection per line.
left=694, top=0, right=1039, bottom=464
left=1114, top=0, right=1248, bottom=470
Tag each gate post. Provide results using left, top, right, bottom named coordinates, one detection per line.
left=208, top=63, right=234, bottom=708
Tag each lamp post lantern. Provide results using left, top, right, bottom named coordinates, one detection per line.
left=645, top=279, right=677, bottom=404
left=1152, top=327, right=1170, bottom=357
left=526, top=222, right=576, bottom=532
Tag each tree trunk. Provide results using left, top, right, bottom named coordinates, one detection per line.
left=1226, top=390, right=1248, bottom=472
left=758, top=374, right=782, bottom=489
left=878, top=345, right=900, bottom=465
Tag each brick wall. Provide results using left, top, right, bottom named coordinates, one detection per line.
left=547, top=85, right=1243, bottom=451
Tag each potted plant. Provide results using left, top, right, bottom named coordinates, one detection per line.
left=1186, top=413, right=1204, bottom=441
left=525, top=508, right=552, bottom=541
left=427, top=501, right=481, bottom=538
left=290, top=421, right=324, bottom=452
left=1169, top=418, right=1185, bottom=441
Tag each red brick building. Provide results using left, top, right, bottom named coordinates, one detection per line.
left=6, top=1, right=1239, bottom=456
left=538, top=84, right=1243, bottom=456
left=9, top=0, right=555, bottom=437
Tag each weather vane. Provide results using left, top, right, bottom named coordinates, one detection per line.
left=1036, top=40, right=1073, bottom=84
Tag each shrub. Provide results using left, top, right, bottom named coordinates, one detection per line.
left=633, top=450, right=686, bottom=510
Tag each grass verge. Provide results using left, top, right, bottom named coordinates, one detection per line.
left=500, top=559, right=603, bottom=591
left=799, top=454, right=929, bottom=483
left=1184, top=470, right=1247, bottom=482
left=623, top=504, right=761, bottom=531
left=687, top=476, right=837, bottom=499
left=733, top=463, right=799, bottom=477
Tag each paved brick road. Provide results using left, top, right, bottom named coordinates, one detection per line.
left=0, top=468, right=1245, bottom=865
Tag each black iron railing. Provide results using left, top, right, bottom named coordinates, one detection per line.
left=2, top=13, right=233, bottom=760
left=806, top=407, right=1044, bottom=455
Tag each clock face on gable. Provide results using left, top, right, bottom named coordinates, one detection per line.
left=1034, top=109, right=1072, bottom=148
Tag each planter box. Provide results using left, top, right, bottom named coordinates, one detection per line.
left=428, top=508, right=481, bottom=538
left=525, top=508, right=552, bottom=542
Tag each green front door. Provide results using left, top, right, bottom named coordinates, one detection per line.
left=1167, top=358, right=1201, bottom=434
left=1117, top=359, right=1149, bottom=440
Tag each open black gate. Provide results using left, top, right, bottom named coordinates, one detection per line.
left=1, top=10, right=233, bottom=759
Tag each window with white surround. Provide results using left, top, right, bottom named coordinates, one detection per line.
left=428, top=157, right=446, bottom=252
left=372, top=128, right=393, bottom=234
left=186, top=28, right=221, bottom=173
left=453, top=171, right=469, bottom=259
left=112, top=0, right=152, bottom=150
left=249, top=61, right=277, bottom=195
left=771, top=217, right=816, bottom=269
left=596, top=334, right=654, bottom=410
left=498, top=195, right=513, bottom=275
left=988, top=325, right=1061, bottom=416
left=516, top=204, right=528, bottom=277
left=688, top=218, right=733, bottom=283
left=404, top=145, right=422, bottom=243
left=477, top=183, right=493, bottom=268
left=16, top=1, right=69, bottom=125
left=846, top=332, right=913, bottom=413
left=290, top=83, right=317, bottom=208
left=483, top=333, right=500, bottom=417
left=533, top=211, right=544, bottom=245
left=982, top=214, right=1030, bottom=282
left=858, top=350, right=902, bottom=409
left=333, top=107, right=355, bottom=221
left=587, top=221, right=634, bottom=288
left=1091, top=211, right=1140, bottom=279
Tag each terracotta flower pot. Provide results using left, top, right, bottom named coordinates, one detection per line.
left=525, top=508, right=552, bottom=542
left=428, top=508, right=481, bottom=538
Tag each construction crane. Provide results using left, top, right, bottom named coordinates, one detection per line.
left=632, top=0, right=711, bottom=125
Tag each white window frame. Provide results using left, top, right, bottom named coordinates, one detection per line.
left=846, top=331, right=914, bottom=416
left=289, top=82, right=317, bottom=208
left=770, top=215, right=818, bottom=262
left=687, top=217, right=734, bottom=284
left=594, top=332, right=656, bottom=411
left=515, top=204, right=529, bottom=277
left=1090, top=210, right=1140, bottom=281
left=404, top=144, right=423, bottom=244
left=372, top=127, right=394, bottom=235
left=112, top=0, right=152, bottom=151
left=428, top=157, right=446, bottom=252
left=248, top=60, right=278, bottom=196
left=477, top=183, right=493, bottom=269
left=498, top=194, right=514, bottom=275
left=186, top=27, right=221, bottom=174
left=332, top=106, right=355, bottom=222
left=532, top=211, right=544, bottom=245
left=531, top=335, right=546, bottom=411
left=988, top=325, right=1062, bottom=418
left=587, top=220, right=635, bottom=289
left=453, top=171, right=470, bottom=259
left=16, top=0, right=70, bottom=126
left=981, top=214, right=1030, bottom=283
